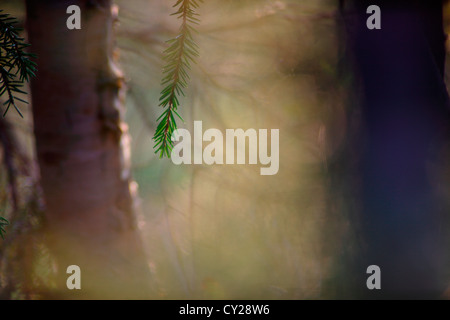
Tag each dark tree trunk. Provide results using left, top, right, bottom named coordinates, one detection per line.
left=344, top=0, right=450, bottom=298
left=26, top=0, right=152, bottom=298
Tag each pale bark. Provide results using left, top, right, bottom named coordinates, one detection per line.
left=26, top=0, right=152, bottom=298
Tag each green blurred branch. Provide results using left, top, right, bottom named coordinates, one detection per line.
left=0, top=10, right=36, bottom=118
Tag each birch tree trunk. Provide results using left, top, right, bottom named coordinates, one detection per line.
left=26, top=0, right=152, bottom=298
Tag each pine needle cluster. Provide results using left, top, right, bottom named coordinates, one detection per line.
left=0, top=10, right=36, bottom=118
left=0, top=216, right=8, bottom=240
left=153, top=0, right=202, bottom=158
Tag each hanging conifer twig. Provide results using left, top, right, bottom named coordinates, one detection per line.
left=0, top=216, right=8, bottom=240
left=0, top=10, right=37, bottom=118
left=153, top=0, right=202, bottom=158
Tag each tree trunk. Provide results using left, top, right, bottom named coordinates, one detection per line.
left=345, top=0, right=450, bottom=298
left=26, top=0, right=152, bottom=298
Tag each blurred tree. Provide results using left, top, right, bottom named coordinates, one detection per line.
left=25, top=0, right=152, bottom=298
left=342, top=0, right=450, bottom=298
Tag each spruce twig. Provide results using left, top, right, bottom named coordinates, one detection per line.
left=153, top=0, right=202, bottom=158
left=0, top=10, right=37, bottom=118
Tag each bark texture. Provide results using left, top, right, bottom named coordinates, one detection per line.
left=26, top=0, right=152, bottom=298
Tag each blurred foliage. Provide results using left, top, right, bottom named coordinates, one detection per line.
left=0, top=216, right=8, bottom=239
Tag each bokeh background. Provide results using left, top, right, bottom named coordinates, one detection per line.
left=1, top=0, right=450, bottom=299
left=120, top=0, right=352, bottom=299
